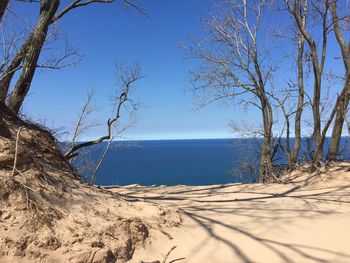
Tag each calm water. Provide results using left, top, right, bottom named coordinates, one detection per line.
left=75, top=138, right=350, bottom=186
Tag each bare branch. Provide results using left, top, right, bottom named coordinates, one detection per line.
left=64, top=62, right=143, bottom=160
left=52, top=0, right=146, bottom=23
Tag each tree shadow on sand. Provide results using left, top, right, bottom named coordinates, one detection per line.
left=115, top=165, right=350, bottom=262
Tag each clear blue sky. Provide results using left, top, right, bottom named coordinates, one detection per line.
left=10, top=0, right=346, bottom=140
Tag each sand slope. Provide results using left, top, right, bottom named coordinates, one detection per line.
left=110, top=164, right=350, bottom=263
left=0, top=106, right=182, bottom=263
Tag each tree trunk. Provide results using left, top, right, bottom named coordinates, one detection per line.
left=291, top=33, right=305, bottom=166
left=327, top=1, right=350, bottom=162
left=7, top=0, right=60, bottom=114
left=258, top=97, right=273, bottom=183
left=327, top=94, right=349, bottom=161
left=286, top=0, right=327, bottom=166
left=0, top=0, right=9, bottom=23
left=285, top=116, right=292, bottom=168
left=311, top=72, right=323, bottom=165
left=0, top=37, right=32, bottom=102
left=313, top=73, right=350, bottom=166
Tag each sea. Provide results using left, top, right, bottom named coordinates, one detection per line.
left=73, top=138, right=350, bottom=186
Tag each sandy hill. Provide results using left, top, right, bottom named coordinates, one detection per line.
left=0, top=104, right=180, bottom=263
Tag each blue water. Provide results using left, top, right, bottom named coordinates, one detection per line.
left=74, top=138, right=350, bottom=186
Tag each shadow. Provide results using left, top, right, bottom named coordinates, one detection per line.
left=280, top=163, right=350, bottom=186
left=183, top=211, right=349, bottom=263
left=109, top=169, right=350, bottom=263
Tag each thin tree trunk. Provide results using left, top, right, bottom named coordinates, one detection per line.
left=328, top=95, right=349, bottom=161
left=91, top=138, right=112, bottom=184
left=7, top=0, right=60, bottom=114
left=292, top=33, right=305, bottom=165
left=258, top=97, right=273, bottom=183
left=312, top=1, right=328, bottom=165
left=314, top=73, right=350, bottom=165
left=285, top=114, right=292, bottom=168
left=311, top=69, right=323, bottom=165
left=285, top=0, right=328, bottom=166
left=291, top=84, right=303, bottom=165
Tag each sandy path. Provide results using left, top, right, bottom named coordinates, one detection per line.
left=111, top=165, right=350, bottom=263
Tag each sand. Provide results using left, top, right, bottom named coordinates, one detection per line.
left=1, top=162, right=349, bottom=262
left=109, top=163, right=350, bottom=263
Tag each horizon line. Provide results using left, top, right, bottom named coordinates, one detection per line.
left=63, top=135, right=349, bottom=143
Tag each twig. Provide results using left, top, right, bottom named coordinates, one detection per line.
left=12, top=126, right=23, bottom=176
left=90, top=248, right=103, bottom=263
left=169, top=258, right=186, bottom=263
left=162, top=246, right=177, bottom=263
left=270, top=172, right=281, bottom=183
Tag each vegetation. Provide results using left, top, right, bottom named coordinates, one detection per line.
left=0, top=0, right=349, bottom=184
left=188, top=0, right=349, bottom=182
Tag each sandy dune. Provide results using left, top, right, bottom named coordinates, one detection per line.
left=1, top=161, right=349, bottom=262
left=109, top=164, right=350, bottom=263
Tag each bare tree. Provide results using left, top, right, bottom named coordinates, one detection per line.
left=70, top=89, right=98, bottom=146
left=0, top=0, right=144, bottom=114
left=327, top=0, right=350, bottom=161
left=284, top=0, right=331, bottom=166
left=188, top=0, right=276, bottom=182
left=64, top=63, right=143, bottom=164
left=66, top=64, right=141, bottom=184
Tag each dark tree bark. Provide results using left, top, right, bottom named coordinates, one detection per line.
left=253, top=50, right=274, bottom=182
left=0, top=0, right=137, bottom=114
left=259, top=96, right=274, bottom=182
left=0, top=35, right=32, bottom=102
left=0, top=0, right=9, bottom=23
left=314, top=73, right=350, bottom=164
left=7, top=0, right=60, bottom=114
left=328, top=95, right=349, bottom=161
left=327, top=0, right=350, bottom=161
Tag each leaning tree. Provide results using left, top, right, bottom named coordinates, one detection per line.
left=0, top=0, right=144, bottom=115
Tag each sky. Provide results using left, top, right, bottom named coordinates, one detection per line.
left=8, top=0, right=348, bottom=140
